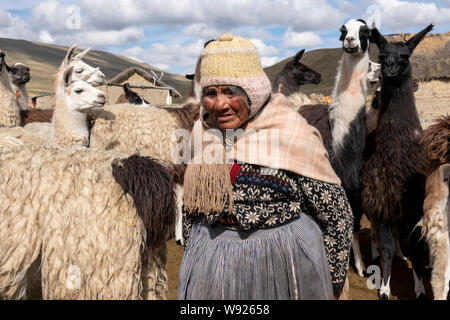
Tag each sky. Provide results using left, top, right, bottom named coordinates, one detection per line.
left=0, top=0, right=449, bottom=75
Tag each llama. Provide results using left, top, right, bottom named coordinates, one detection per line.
left=8, top=63, right=31, bottom=111
left=0, top=51, right=21, bottom=127
left=273, top=49, right=322, bottom=95
left=19, top=44, right=106, bottom=127
left=362, top=24, right=434, bottom=300
left=422, top=164, right=450, bottom=300
left=298, top=19, right=371, bottom=277
left=51, top=66, right=106, bottom=147
left=60, top=45, right=106, bottom=86
left=0, top=66, right=106, bottom=148
left=421, top=115, right=450, bottom=300
left=116, top=83, right=150, bottom=106
left=271, top=49, right=322, bottom=108
left=0, top=146, right=176, bottom=299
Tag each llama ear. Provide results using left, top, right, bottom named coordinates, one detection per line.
left=64, top=44, right=78, bottom=67
left=124, top=83, right=131, bottom=93
left=369, top=27, right=387, bottom=48
left=74, top=47, right=92, bottom=60
left=406, top=24, right=433, bottom=53
left=293, top=49, right=305, bottom=64
left=3, top=59, right=12, bottom=73
left=186, top=74, right=195, bottom=80
left=63, top=66, right=74, bottom=90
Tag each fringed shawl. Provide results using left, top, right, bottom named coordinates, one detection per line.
left=183, top=93, right=341, bottom=215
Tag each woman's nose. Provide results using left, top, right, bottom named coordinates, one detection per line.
left=214, top=94, right=230, bottom=111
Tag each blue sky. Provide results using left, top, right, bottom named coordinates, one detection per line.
left=0, top=0, right=449, bottom=75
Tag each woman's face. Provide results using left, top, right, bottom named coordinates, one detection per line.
left=203, top=85, right=249, bottom=130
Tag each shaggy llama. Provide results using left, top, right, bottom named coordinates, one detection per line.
left=0, top=146, right=176, bottom=300
left=362, top=24, right=434, bottom=300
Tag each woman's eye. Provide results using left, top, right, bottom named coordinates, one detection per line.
left=222, top=89, right=234, bottom=97
left=204, top=90, right=217, bottom=97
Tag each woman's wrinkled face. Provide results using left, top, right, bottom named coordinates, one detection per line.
left=203, top=85, right=249, bottom=130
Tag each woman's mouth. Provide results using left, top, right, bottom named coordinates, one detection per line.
left=217, top=114, right=235, bottom=122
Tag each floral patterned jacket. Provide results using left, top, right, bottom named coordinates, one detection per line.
left=182, top=163, right=353, bottom=295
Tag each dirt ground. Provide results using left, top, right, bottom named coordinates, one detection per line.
left=165, top=214, right=448, bottom=300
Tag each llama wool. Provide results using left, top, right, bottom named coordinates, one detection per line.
left=0, top=144, right=175, bottom=300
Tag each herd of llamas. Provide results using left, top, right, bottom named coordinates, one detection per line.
left=0, top=18, right=448, bottom=300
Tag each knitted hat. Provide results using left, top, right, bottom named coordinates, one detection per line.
left=200, top=34, right=272, bottom=120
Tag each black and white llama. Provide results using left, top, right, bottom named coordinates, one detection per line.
left=299, top=19, right=372, bottom=277
left=362, top=24, right=434, bottom=300
left=122, top=83, right=150, bottom=106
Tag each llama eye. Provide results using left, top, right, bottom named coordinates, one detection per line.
left=74, top=89, right=83, bottom=94
left=75, top=69, right=83, bottom=74
left=339, top=26, right=347, bottom=41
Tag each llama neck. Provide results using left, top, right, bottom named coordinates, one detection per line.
left=379, top=67, right=421, bottom=128
left=0, top=69, right=21, bottom=126
left=329, top=52, right=369, bottom=151
left=276, top=72, right=302, bottom=96
left=11, top=82, right=30, bottom=111
left=52, top=97, right=89, bottom=147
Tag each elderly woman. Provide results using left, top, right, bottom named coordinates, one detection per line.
left=178, top=34, right=353, bottom=300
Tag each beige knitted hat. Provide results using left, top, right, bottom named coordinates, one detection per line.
left=200, top=33, right=272, bottom=120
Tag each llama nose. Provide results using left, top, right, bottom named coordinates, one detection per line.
left=98, top=93, right=106, bottom=103
left=346, top=36, right=355, bottom=42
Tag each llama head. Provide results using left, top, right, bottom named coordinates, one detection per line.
left=9, top=63, right=31, bottom=85
left=371, top=24, right=433, bottom=79
left=63, top=66, right=106, bottom=112
left=123, top=83, right=147, bottom=105
left=339, top=19, right=371, bottom=55
left=367, top=60, right=381, bottom=85
left=62, top=44, right=106, bottom=86
left=288, top=49, right=322, bottom=85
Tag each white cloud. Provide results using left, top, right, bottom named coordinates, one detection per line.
left=0, top=10, right=13, bottom=28
left=283, top=31, right=322, bottom=48
left=121, top=39, right=204, bottom=73
left=39, top=30, right=55, bottom=44
left=79, top=0, right=345, bottom=32
left=374, top=0, right=450, bottom=30
left=67, top=28, right=145, bottom=48
left=260, top=56, right=281, bottom=67
left=250, top=38, right=279, bottom=56
left=182, top=23, right=221, bottom=39
left=248, top=28, right=273, bottom=41
left=31, top=1, right=72, bottom=33
left=0, top=13, right=36, bottom=41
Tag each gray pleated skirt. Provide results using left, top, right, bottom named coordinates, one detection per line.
left=177, top=213, right=333, bottom=300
